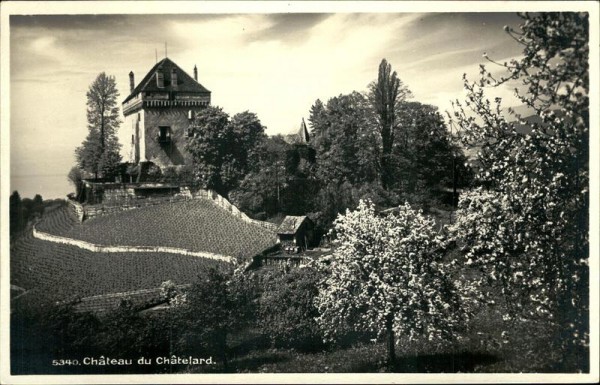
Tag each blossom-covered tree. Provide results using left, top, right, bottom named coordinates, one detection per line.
left=315, top=200, right=464, bottom=364
left=448, top=12, right=589, bottom=364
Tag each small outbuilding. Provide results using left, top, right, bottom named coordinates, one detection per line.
left=276, top=215, right=315, bottom=252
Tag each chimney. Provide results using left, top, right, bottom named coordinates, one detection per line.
left=156, top=66, right=164, bottom=88
left=171, top=68, right=178, bottom=88
left=193, top=65, right=198, bottom=81
left=129, top=71, right=135, bottom=93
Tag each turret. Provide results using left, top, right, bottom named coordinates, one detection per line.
left=129, top=71, right=135, bottom=93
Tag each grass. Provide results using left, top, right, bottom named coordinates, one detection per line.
left=39, top=199, right=277, bottom=260
left=184, top=312, right=576, bottom=374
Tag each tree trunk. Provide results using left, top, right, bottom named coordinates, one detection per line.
left=386, top=317, right=396, bottom=366
left=381, top=130, right=393, bottom=190
left=217, top=329, right=229, bottom=372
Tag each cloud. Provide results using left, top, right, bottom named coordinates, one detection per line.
left=10, top=12, right=529, bottom=184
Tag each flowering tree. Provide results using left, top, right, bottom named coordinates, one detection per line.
left=315, top=200, right=464, bottom=363
left=448, top=12, right=589, bottom=363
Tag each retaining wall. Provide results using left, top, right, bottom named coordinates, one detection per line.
left=76, top=187, right=277, bottom=231
left=32, top=226, right=235, bottom=264
left=193, top=189, right=278, bottom=231
left=66, top=199, right=85, bottom=222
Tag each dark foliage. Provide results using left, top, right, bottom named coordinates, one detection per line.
left=9, top=191, right=45, bottom=238
left=186, top=107, right=266, bottom=198
left=257, top=266, right=326, bottom=352
left=75, top=72, right=122, bottom=180
left=175, top=268, right=259, bottom=371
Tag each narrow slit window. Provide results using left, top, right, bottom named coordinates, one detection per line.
left=158, top=126, right=171, bottom=143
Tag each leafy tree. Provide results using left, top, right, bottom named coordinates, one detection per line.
left=9, top=191, right=23, bottom=236
left=176, top=268, right=258, bottom=371
left=186, top=107, right=265, bottom=198
left=448, top=12, right=589, bottom=368
left=392, top=102, right=472, bottom=205
left=231, top=134, right=319, bottom=219
left=186, top=106, right=232, bottom=195
left=311, top=92, right=380, bottom=185
left=75, top=72, right=122, bottom=180
left=230, top=136, right=286, bottom=218
left=67, top=167, right=84, bottom=200
left=315, top=200, right=464, bottom=364
left=31, top=194, right=44, bottom=217
left=258, top=266, right=325, bottom=351
left=368, top=59, right=412, bottom=189
left=9, top=192, right=46, bottom=238
left=230, top=111, right=268, bottom=174
left=308, top=92, right=395, bottom=230
left=308, top=98, right=327, bottom=134
left=94, top=300, right=170, bottom=360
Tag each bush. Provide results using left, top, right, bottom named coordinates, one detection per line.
left=258, top=266, right=326, bottom=352
left=175, top=268, right=259, bottom=370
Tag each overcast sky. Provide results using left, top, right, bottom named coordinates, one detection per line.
left=9, top=12, right=525, bottom=198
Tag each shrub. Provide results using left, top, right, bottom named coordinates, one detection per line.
left=176, top=268, right=259, bottom=370
left=258, top=266, right=325, bottom=352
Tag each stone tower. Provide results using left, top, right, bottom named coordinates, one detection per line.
left=120, top=57, right=211, bottom=168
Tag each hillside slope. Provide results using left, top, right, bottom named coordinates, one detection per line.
left=38, top=199, right=278, bottom=260
left=11, top=230, right=227, bottom=301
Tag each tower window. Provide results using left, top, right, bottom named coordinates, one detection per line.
left=158, top=126, right=171, bottom=143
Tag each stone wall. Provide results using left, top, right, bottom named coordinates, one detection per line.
left=78, top=185, right=277, bottom=232
left=83, top=193, right=191, bottom=220
left=193, top=189, right=278, bottom=231
left=67, top=199, right=85, bottom=222
left=144, top=107, right=203, bottom=168
left=103, top=186, right=134, bottom=204
left=32, top=225, right=235, bottom=263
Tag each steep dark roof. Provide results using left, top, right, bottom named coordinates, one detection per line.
left=283, top=118, right=310, bottom=145
left=277, top=215, right=310, bottom=235
left=123, top=57, right=211, bottom=104
left=299, top=118, right=310, bottom=143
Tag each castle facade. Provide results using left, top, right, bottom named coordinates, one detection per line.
left=119, top=58, right=211, bottom=168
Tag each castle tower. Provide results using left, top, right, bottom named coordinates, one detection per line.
left=120, top=58, right=211, bottom=168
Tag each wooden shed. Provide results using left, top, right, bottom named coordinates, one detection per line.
left=276, top=215, right=315, bottom=252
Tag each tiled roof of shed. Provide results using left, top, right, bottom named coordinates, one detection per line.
left=123, top=57, right=211, bottom=104
left=71, top=287, right=164, bottom=313
left=277, top=215, right=309, bottom=235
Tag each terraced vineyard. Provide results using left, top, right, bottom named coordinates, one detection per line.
left=41, top=199, right=277, bottom=259
left=36, top=202, right=79, bottom=234
left=11, top=230, right=228, bottom=301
